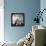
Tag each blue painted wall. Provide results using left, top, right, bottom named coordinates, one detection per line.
left=40, top=0, right=46, bottom=27
left=4, top=0, right=40, bottom=42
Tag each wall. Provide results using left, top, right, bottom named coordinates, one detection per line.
left=40, top=0, right=46, bottom=27
left=4, top=0, right=40, bottom=42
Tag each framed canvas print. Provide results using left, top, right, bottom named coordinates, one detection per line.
left=11, top=13, right=25, bottom=26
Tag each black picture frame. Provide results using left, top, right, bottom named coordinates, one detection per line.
left=11, top=13, right=25, bottom=26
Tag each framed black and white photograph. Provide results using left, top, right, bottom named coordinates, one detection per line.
left=11, top=13, right=25, bottom=26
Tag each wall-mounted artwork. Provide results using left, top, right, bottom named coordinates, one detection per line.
left=11, top=13, right=25, bottom=26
